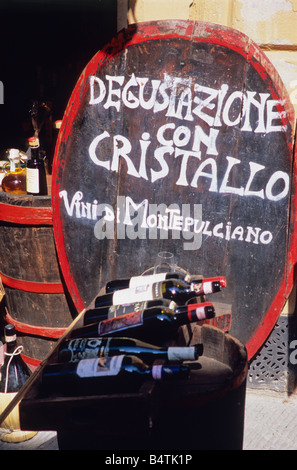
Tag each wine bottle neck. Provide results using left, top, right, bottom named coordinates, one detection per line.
left=30, top=147, right=41, bottom=160
left=5, top=331, right=18, bottom=353
left=172, top=309, right=191, bottom=325
left=152, top=363, right=189, bottom=380
left=174, top=303, right=214, bottom=323
left=6, top=342, right=17, bottom=354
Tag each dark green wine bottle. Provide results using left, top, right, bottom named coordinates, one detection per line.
left=42, top=355, right=190, bottom=396
left=57, top=336, right=203, bottom=364
left=70, top=302, right=215, bottom=345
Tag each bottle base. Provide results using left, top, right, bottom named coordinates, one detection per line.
left=0, top=429, right=37, bottom=443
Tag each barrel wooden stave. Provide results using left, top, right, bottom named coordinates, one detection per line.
left=0, top=225, right=60, bottom=283
left=0, top=191, right=78, bottom=365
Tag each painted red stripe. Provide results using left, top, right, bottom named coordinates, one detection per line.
left=0, top=202, right=53, bottom=225
left=21, top=354, right=42, bottom=369
left=0, top=272, right=64, bottom=294
left=5, top=311, right=67, bottom=339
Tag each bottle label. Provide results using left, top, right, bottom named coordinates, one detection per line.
left=167, top=346, right=196, bottom=361
left=98, top=310, right=143, bottom=336
left=26, top=167, right=39, bottom=193
left=190, top=281, right=203, bottom=293
left=62, top=338, right=105, bottom=362
left=107, top=300, right=150, bottom=318
left=189, top=305, right=207, bottom=321
left=200, top=281, right=212, bottom=295
left=5, top=334, right=16, bottom=343
left=112, top=282, right=162, bottom=305
left=129, top=273, right=166, bottom=287
left=151, top=364, right=163, bottom=380
left=76, top=355, right=124, bottom=378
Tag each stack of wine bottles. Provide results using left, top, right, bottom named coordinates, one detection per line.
left=42, top=271, right=227, bottom=396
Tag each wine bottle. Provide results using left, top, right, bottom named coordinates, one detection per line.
left=57, top=337, right=203, bottom=364
left=105, top=273, right=226, bottom=293
left=41, top=354, right=190, bottom=396
left=0, top=324, right=31, bottom=393
left=26, top=136, right=48, bottom=195
left=105, top=272, right=190, bottom=293
left=45, top=119, right=61, bottom=175
left=83, top=299, right=176, bottom=325
left=1, top=149, right=26, bottom=195
left=95, top=278, right=223, bottom=308
left=69, top=302, right=215, bottom=345
left=29, top=100, right=52, bottom=175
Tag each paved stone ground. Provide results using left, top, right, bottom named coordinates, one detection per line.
left=1, top=388, right=297, bottom=450
left=243, top=388, right=297, bottom=450
left=0, top=429, right=58, bottom=450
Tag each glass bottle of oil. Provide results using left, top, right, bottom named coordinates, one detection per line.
left=1, top=149, right=26, bottom=195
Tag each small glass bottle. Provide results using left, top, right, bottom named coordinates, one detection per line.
left=26, top=136, right=48, bottom=196
left=1, top=149, right=26, bottom=194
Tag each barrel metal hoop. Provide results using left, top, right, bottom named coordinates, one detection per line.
left=5, top=311, right=67, bottom=339
left=0, top=202, right=53, bottom=225
left=0, top=272, right=64, bottom=293
left=21, top=353, right=42, bottom=368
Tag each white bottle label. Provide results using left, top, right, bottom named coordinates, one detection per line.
left=108, top=301, right=149, bottom=318
left=129, top=273, right=166, bottom=288
left=76, top=355, right=124, bottom=378
left=167, top=346, right=196, bottom=361
left=112, top=282, right=161, bottom=305
left=108, top=299, right=177, bottom=318
left=26, top=167, right=39, bottom=193
left=201, top=281, right=212, bottom=294
left=5, top=334, right=17, bottom=343
left=194, top=306, right=207, bottom=320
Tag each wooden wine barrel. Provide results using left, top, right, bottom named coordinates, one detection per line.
left=0, top=190, right=78, bottom=368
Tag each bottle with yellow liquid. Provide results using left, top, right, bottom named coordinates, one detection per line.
left=1, top=149, right=26, bottom=195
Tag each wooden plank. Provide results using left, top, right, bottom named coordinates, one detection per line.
left=0, top=190, right=78, bottom=363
